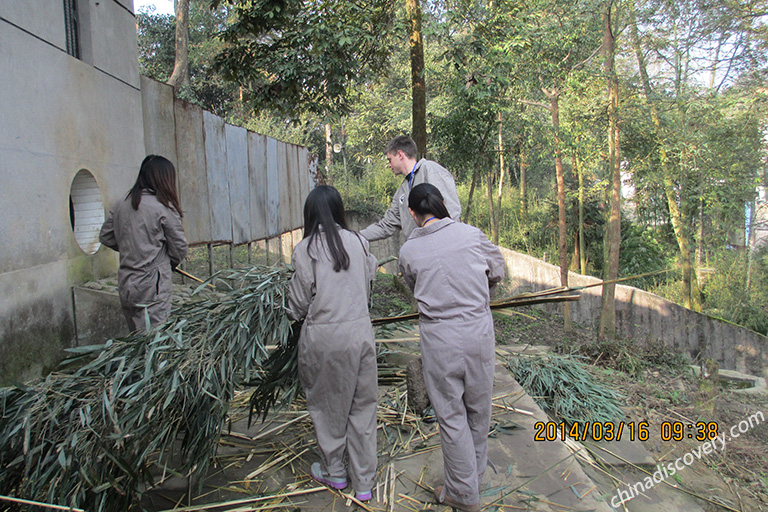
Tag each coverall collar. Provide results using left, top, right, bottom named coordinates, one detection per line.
left=408, top=217, right=454, bottom=240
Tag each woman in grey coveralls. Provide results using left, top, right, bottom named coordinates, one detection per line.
left=398, top=183, right=506, bottom=512
left=99, top=155, right=188, bottom=333
left=287, top=186, right=378, bottom=501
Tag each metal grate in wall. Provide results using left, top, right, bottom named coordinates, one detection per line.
left=70, top=169, right=105, bottom=255
left=63, top=0, right=80, bottom=58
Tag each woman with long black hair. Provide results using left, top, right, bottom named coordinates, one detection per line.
left=287, top=185, right=378, bottom=501
left=99, top=155, right=188, bottom=333
left=398, top=183, right=506, bottom=512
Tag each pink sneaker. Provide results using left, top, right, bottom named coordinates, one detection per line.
left=310, top=462, right=348, bottom=490
left=356, top=491, right=373, bottom=501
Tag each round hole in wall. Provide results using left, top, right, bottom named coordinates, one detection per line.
left=70, top=169, right=105, bottom=254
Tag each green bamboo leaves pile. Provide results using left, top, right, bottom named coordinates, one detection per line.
left=505, top=354, right=624, bottom=425
left=0, top=265, right=295, bottom=511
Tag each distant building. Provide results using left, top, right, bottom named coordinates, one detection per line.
left=753, top=185, right=768, bottom=252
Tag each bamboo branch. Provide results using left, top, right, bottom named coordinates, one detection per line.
left=0, top=495, right=86, bottom=512
left=158, top=487, right=326, bottom=512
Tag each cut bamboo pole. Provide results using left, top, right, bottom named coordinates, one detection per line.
left=0, top=495, right=86, bottom=512
left=158, top=487, right=325, bottom=512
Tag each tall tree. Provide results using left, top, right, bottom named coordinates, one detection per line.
left=599, top=0, right=621, bottom=339
left=137, top=1, right=241, bottom=116
left=407, top=0, right=427, bottom=155
left=518, top=0, right=603, bottom=331
left=167, top=0, right=190, bottom=88
left=629, top=0, right=702, bottom=309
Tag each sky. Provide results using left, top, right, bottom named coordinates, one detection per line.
left=134, top=0, right=175, bottom=16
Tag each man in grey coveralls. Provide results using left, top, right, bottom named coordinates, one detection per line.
left=359, top=135, right=461, bottom=242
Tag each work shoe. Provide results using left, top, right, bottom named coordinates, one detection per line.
left=310, top=462, right=348, bottom=490
left=355, top=490, right=373, bottom=502
left=433, top=485, right=481, bottom=512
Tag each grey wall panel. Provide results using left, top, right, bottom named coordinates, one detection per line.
left=203, top=111, right=232, bottom=242
left=248, top=133, right=268, bottom=241
left=278, top=141, right=293, bottom=233
left=225, top=124, right=250, bottom=245
left=141, top=76, right=177, bottom=164
left=288, top=144, right=303, bottom=228
left=0, top=1, right=67, bottom=50
left=88, top=0, right=140, bottom=88
left=307, top=152, right=318, bottom=192
left=298, top=147, right=310, bottom=202
left=0, top=21, right=142, bottom=272
left=174, top=100, right=210, bottom=244
left=266, top=137, right=281, bottom=237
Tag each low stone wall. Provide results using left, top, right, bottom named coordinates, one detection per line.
left=497, top=248, right=768, bottom=379
left=346, top=210, right=407, bottom=275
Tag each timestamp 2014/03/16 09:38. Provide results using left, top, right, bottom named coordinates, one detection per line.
left=533, top=421, right=721, bottom=443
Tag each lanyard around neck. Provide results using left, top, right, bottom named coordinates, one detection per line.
left=422, top=216, right=438, bottom=227
left=408, top=162, right=419, bottom=189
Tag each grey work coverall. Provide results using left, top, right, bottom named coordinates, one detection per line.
left=398, top=218, right=506, bottom=506
left=287, top=228, right=379, bottom=494
left=360, top=159, right=462, bottom=241
left=99, top=191, right=188, bottom=332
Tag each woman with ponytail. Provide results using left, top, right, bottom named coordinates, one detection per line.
left=99, top=155, right=188, bottom=332
left=287, top=185, right=379, bottom=502
left=398, top=183, right=506, bottom=512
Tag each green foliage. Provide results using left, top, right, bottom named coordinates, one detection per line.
left=554, top=335, right=691, bottom=377
left=326, top=162, right=401, bottom=218
left=248, top=321, right=303, bottom=423
left=213, top=0, right=397, bottom=117
left=137, top=1, right=241, bottom=117
left=616, top=221, right=674, bottom=289
left=701, top=249, right=768, bottom=336
left=0, top=266, right=294, bottom=511
left=505, top=354, right=624, bottom=424
left=136, top=9, right=175, bottom=79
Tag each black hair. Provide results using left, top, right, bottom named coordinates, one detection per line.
left=408, top=183, right=450, bottom=219
left=129, top=155, right=183, bottom=216
left=303, top=185, right=350, bottom=272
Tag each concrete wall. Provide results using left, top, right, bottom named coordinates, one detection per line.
left=347, top=212, right=768, bottom=378
left=140, top=76, right=313, bottom=247
left=0, top=3, right=314, bottom=384
left=495, top=248, right=768, bottom=378
left=0, top=0, right=143, bottom=384
left=347, top=211, right=408, bottom=275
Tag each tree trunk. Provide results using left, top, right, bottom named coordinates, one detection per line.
left=325, top=123, right=333, bottom=169
left=465, top=168, right=479, bottom=224
left=577, top=155, right=587, bottom=274
left=495, top=112, right=505, bottom=245
left=543, top=87, right=572, bottom=332
left=599, top=1, right=622, bottom=340
left=487, top=171, right=498, bottom=244
left=519, top=148, right=528, bottom=216
left=167, top=0, right=190, bottom=88
left=406, top=0, right=427, bottom=156
left=629, top=0, right=701, bottom=311
left=696, top=197, right=704, bottom=283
